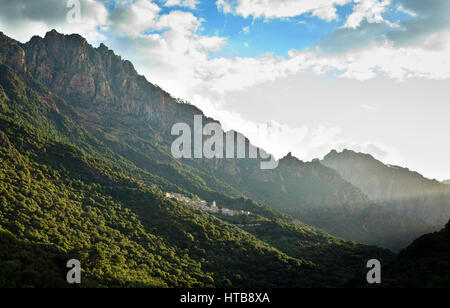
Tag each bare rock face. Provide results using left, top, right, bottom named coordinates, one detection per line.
left=0, top=30, right=210, bottom=134
left=0, top=32, right=26, bottom=72
left=18, top=30, right=193, bottom=130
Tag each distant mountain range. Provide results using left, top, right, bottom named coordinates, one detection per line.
left=0, top=30, right=448, bottom=287
left=322, top=149, right=450, bottom=228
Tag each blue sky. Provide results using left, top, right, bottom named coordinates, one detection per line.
left=195, top=1, right=349, bottom=58
left=96, top=0, right=407, bottom=58
left=0, top=0, right=450, bottom=180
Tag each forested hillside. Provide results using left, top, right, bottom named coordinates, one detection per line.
left=0, top=102, right=384, bottom=288
left=0, top=33, right=393, bottom=287
left=0, top=30, right=431, bottom=250
left=347, top=220, right=450, bottom=288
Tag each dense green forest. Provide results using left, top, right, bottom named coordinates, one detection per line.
left=346, top=220, right=450, bottom=288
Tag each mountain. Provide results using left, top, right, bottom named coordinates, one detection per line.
left=322, top=149, right=450, bottom=229
left=235, top=153, right=436, bottom=251
left=443, top=180, right=450, bottom=185
left=0, top=30, right=430, bottom=251
left=0, top=30, right=396, bottom=287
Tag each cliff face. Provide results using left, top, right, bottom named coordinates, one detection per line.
left=0, top=30, right=203, bottom=132
left=322, top=149, right=450, bottom=227
left=0, top=32, right=26, bottom=72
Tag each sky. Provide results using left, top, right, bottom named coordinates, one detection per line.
left=0, top=0, right=449, bottom=180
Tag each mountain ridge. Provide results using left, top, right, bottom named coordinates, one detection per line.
left=322, top=149, right=450, bottom=228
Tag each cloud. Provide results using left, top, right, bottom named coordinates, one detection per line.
left=164, top=0, right=198, bottom=10
left=109, top=0, right=161, bottom=35
left=387, top=0, right=450, bottom=47
left=311, top=5, right=340, bottom=22
left=395, top=4, right=416, bottom=17
left=216, top=0, right=233, bottom=14
left=190, top=31, right=450, bottom=99
left=0, top=0, right=108, bottom=43
left=215, top=0, right=396, bottom=26
left=297, top=36, right=450, bottom=81
left=318, top=0, right=450, bottom=52
left=216, top=0, right=353, bottom=21
left=103, top=7, right=227, bottom=99
left=343, top=0, right=391, bottom=29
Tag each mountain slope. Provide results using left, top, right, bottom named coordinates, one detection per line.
left=0, top=30, right=432, bottom=250
left=218, top=153, right=433, bottom=251
left=0, top=33, right=394, bottom=287
left=322, top=149, right=450, bottom=228
left=0, top=106, right=321, bottom=288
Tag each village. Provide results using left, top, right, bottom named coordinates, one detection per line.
left=165, top=192, right=251, bottom=217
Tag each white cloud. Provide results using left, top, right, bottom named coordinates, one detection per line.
left=215, top=0, right=395, bottom=26
left=216, top=0, right=233, bottom=14
left=343, top=0, right=391, bottom=29
left=0, top=0, right=108, bottom=43
left=216, top=0, right=352, bottom=21
left=109, top=0, right=161, bottom=35
left=186, top=31, right=450, bottom=99
left=396, top=4, right=417, bottom=17
left=105, top=8, right=227, bottom=99
left=165, top=0, right=198, bottom=10
left=311, top=5, right=339, bottom=22
left=304, top=36, right=450, bottom=81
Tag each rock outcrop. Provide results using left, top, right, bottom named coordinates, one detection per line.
left=0, top=32, right=26, bottom=72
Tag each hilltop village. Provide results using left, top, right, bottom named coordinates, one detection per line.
left=165, top=193, right=251, bottom=217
